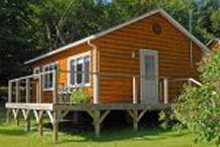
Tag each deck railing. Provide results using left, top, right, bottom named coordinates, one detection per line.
left=7, top=70, right=202, bottom=104
left=162, top=77, right=202, bottom=102
left=8, top=70, right=57, bottom=104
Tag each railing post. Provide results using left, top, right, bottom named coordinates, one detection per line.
left=7, top=80, right=12, bottom=124
left=38, top=74, right=42, bottom=103
left=15, top=80, right=19, bottom=103
left=159, top=80, right=163, bottom=102
left=8, top=81, right=12, bottom=103
left=163, top=78, right=169, bottom=104
left=132, top=75, right=138, bottom=104
left=188, top=78, right=192, bottom=86
left=53, top=70, right=58, bottom=104
left=93, top=73, right=99, bottom=104
left=26, top=78, right=30, bottom=103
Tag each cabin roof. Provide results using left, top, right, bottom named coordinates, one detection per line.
left=25, top=8, right=210, bottom=65
left=206, top=37, right=220, bottom=46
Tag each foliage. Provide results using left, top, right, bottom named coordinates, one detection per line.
left=1, top=0, right=220, bottom=86
left=0, top=0, right=46, bottom=85
left=193, top=0, right=220, bottom=40
left=171, top=48, right=220, bottom=145
left=210, top=8, right=220, bottom=38
left=70, top=87, right=90, bottom=104
left=159, top=109, right=174, bottom=129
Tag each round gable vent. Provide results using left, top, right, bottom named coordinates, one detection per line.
left=152, top=23, right=162, bottom=35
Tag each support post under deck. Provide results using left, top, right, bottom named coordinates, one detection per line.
left=26, top=111, right=31, bottom=132
left=38, top=111, right=44, bottom=136
left=16, top=111, right=20, bottom=126
left=127, top=109, right=147, bottom=131
left=53, top=110, right=59, bottom=142
left=94, top=110, right=101, bottom=137
left=133, top=109, right=138, bottom=131
left=6, top=109, right=11, bottom=124
left=86, top=110, right=110, bottom=137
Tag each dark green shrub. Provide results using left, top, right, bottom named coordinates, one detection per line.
left=171, top=48, right=220, bottom=145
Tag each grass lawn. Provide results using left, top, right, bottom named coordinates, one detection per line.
left=0, top=104, right=215, bottom=147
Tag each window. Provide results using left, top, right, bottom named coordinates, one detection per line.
left=43, top=62, right=58, bottom=91
left=68, top=52, right=91, bottom=87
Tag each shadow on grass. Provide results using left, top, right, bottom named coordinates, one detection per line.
left=53, top=111, right=190, bottom=143
left=53, top=121, right=190, bottom=144
left=0, top=128, right=27, bottom=136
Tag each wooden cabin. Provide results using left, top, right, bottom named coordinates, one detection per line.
left=6, top=9, right=210, bottom=142
left=21, top=9, right=209, bottom=104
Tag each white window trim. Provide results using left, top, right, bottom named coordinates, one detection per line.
left=67, top=51, right=91, bottom=88
left=33, top=67, right=40, bottom=74
left=42, top=61, right=58, bottom=91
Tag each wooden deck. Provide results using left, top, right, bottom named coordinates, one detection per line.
left=6, top=102, right=170, bottom=142
left=6, top=103, right=169, bottom=111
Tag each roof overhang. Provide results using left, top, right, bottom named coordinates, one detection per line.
left=206, top=37, right=220, bottom=47
left=25, top=8, right=211, bottom=65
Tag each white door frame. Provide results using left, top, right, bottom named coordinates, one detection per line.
left=140, top=49, right=159, bottom=103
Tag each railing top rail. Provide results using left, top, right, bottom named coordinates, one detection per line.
left=59, top=70, right=174, bottom=79
left=189, top=78, right=202, bottom=86
left=8, top=69, right=202, bottom=87
left=166, top=77, right=202, bottom=86
left=9, top=70, right=140, bottom=82
left=167, top=78, right=189, bottom=82
left=59, top=70, right=140, bottom=77
left=10, top=70, right=56, bottom=83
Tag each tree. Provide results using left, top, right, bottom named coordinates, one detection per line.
left=194, top=0, right=220, bottom=41
left=38, top=0, right=109, bottom=51
left=210, top=8, right=220, bottom=38
left=171, top=48, right=220, bottom=145
left=0, top=0, right=46, bottom=85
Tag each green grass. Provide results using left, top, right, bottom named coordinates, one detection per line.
left=0, top=104, right=215, bottom=147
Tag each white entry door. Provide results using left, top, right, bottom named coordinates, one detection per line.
left=140, top=49, right=159, bottom=103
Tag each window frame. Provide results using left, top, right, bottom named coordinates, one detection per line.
left=42, top=61, right=59, bottom=91
left=33, top=67, right=40, bottom=74
left=68, top=51, right=91, bottom=88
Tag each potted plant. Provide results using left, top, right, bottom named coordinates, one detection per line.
left=70, top=87, right=90, bottom=104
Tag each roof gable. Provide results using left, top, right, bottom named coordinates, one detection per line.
left=25, top=9, right=210, bottom=64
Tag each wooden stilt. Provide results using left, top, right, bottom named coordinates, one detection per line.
left=53, top=111, right=58, bottom=142
left=133, top=109, right=138, bottom=131
left=26, top=111, right=31, bottom=132
left=86, top=110, right=110, bottom=137
left=16, top=109, right=20, bottom=126
left=6, top=109, right=11, bottom=124
left=38, top=111, right=44, bottom=136
left=127, top=109, right=147, bottom=131
left=94, top=110, right=100, bottom=137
